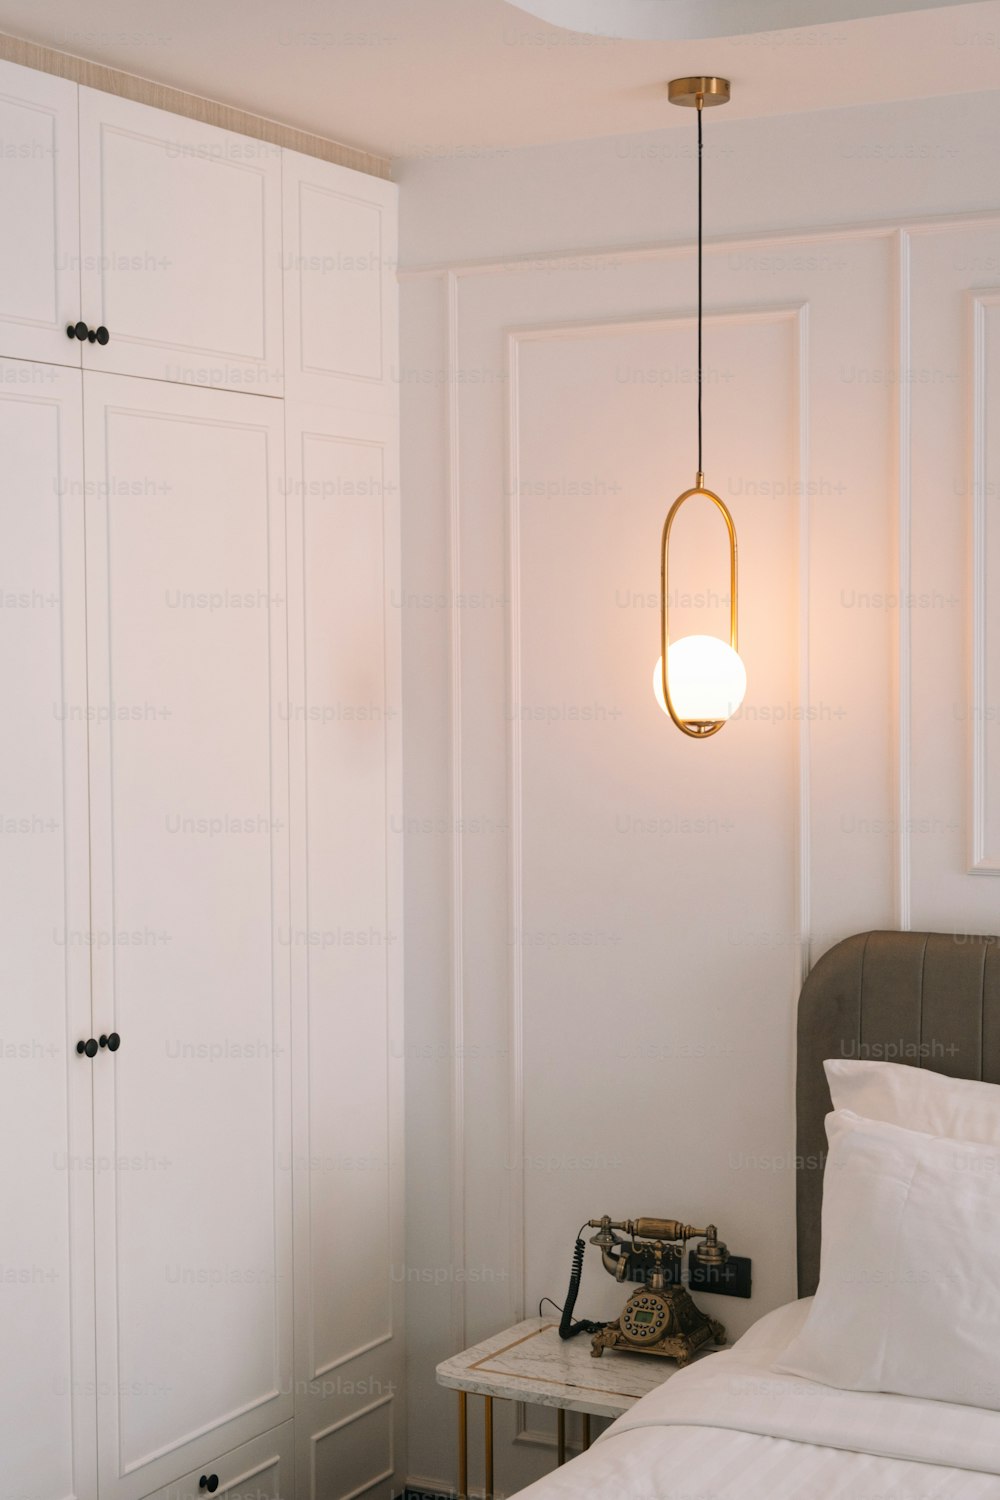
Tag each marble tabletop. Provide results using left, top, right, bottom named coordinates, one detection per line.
left=436, top=1316, right=719, bottom=1418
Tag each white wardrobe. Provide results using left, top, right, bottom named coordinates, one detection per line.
left=0, top=58, right=402, bottom=1500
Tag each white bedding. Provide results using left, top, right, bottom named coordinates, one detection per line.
left=511, top=1300, right=1000, bottom=1498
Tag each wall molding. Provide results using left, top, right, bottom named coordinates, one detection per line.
left=438, top=217, right=932, bottom=1489
left=795, top=303, right=813, bottom=980
left=506, top=328, right=526, bottom=1333
left=501, top=304, right=810, bottom=1449
left=894, top=231, right=914, bottom=922
left=503, top=303, right=812, bottom=1322
left=424, top=208, right=988, bottom=953
left=447, top=271, right=468, bottom=1354
left=0, top=30, right=390, bottom=179
left=441, top=223, right=915, bottom=1354
left=399, top=209, right=1000, bottom=282
left=969, top=289, right=1000, bottom=873
left=421, top=141, right=1000, bottom=1500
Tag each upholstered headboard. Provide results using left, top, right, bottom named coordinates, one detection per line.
left=796, top=929, right=1000, bottom=1296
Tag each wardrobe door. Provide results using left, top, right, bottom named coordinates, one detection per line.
left=78, top=89, right=282, bottom=393
left=83, top=373, right=292, bottom=1500
left=281, top=150, right=397, bottom=412
left=0, top=60, right=81, bottom=365
left=285, top=403, right=403, bottom=1500
left=0, top=361, right=96, bottom=1500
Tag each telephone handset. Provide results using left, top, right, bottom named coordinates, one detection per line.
left=557, top=1216, right=728, bottom=1365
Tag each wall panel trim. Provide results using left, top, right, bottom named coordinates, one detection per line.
left=895, top=231, right=914, bottom=922
left=503, top=304, right=811, bottom=1447
left=400, top=211, right=1000, bottom=282
left=796, top=303, right=813, bottom=979
left=447, top=271, right=468, bottom=1353
left=504, top=303, right=812, bottom=1308
left=970, top=289, right=1000, bottom=873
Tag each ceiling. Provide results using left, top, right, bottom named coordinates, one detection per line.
left=0, top=0, right=998, bottom=160
left=507, top=0, right=982, bottom=38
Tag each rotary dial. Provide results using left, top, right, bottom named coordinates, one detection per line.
left=620, top=1292, right=672, bottom=1345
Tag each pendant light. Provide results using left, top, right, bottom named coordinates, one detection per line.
left=653, top=76, right=747, bottom=738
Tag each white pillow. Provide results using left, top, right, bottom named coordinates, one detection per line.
left=825, top=1058, right=1000, bottom=1146
left=775, top=1108, right=1000, bottom=1410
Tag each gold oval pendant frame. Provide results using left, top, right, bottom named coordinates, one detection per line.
left=659, top=483, right=739, bottom=739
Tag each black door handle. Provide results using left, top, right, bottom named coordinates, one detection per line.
left=99, top=1033, right=121, bottom=1052
left=65, top=321, right=109, bottom=345
left=76, top=1038, right=99, bottom=1058
left=199, top=1477, right=219, bottom=1493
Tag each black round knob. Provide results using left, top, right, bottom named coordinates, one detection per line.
left=66, top=324, right=77, bottom=339
left=73, top=321, right=88, bottom=341
left=99, top=1032, right=121, bottom=1052
left=199, top=1477, right=219, bottom=1493
left=95, top=326, right=110, bottom=346
left=87, top=330, right=96, bottom=343
left=77, top=1038, right=98, bottom=1058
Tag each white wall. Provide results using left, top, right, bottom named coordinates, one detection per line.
left=398, top=86, right=1000, bottom=1495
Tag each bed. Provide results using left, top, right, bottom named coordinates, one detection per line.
left=512, top=929, right=1000, bottom=1499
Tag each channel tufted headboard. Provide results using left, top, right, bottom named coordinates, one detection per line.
left=796, top=928, right=1000, bottom=1296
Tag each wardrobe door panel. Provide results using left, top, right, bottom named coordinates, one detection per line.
left=286, top=403, right=403, bottom=1500
left=78, top=90, right=282, bottom=393
left=0, top=60, right=81, bottom=365
left=139, top=1421, right=293, bottom=1500
left=84, top=373, right=292, bottom=1500
left=0, top=361, right=96, bottom=1500
left=281, top=151, right=396, bottom=411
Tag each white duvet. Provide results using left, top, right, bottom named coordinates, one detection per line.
left=512, top=1300, right=1000, bottom=1498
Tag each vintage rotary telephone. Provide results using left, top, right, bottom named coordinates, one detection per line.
left=557, top=1217, right=730, bottom=1365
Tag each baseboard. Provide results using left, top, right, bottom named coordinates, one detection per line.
left=399, top=1473, right=506, bottom=1498
left=400, top=1468, right=503, bottom=1498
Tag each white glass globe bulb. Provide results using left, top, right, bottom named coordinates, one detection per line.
left=653, top=635, right=747, bottom=725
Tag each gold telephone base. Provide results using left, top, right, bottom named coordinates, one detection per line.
left=590, top=1284, right=726, bottom=1367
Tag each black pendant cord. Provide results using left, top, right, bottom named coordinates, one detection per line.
left=697, top=100, right=704, bottom=482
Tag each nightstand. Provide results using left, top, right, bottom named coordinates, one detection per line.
left=436, top=1317, right=721, bottom=1499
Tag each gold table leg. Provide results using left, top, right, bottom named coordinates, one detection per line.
left=457, top=1390, right=468, bottom=1499
left=458, top=1390, right=585, bottom=1491
left=484, top=1395, right=494, bottom=1499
